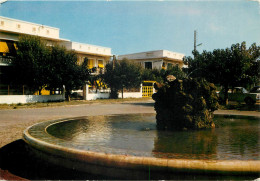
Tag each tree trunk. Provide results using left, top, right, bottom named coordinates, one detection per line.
left=39, top=87, right=42, bottom=95
left=121, top=87, right=124, bottom=99
left=65, top=89, right=71, bottom=101
left=110, top=88, right=118, bottom=99
left=224, top=84, right=229, bottom=105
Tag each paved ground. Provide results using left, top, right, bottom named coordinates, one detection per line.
left=0, top=101, right=155, bottom=148
left=0, top=100, right=259, bottom=148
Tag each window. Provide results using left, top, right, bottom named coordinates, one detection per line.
left=32, top=27, right=36, bottom=32
left=145, top=62, right=152, bottom=69
left=0, top=21, right=4, bottom=26
left=162, top=62, right=166, bottom=70
left=17, top=24, right=21, bottom=29
left=88, top=59, right=94, bottom=69
left=98, top=60, right=104, bottom=68
left=77, top=57, right=82, bottom=65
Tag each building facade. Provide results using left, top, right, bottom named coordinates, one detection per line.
left=0, top=16, right=112, bottom=95
left=118, top=50, right=185, bottom=70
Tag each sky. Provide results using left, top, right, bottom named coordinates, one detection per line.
left=0, top=0, right=259, bottom=57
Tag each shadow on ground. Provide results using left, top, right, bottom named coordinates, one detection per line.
left=123, top=102, right=155, bottom=107
left=0, top=139, right=109, bottom=180
left=1, top=139, right=259, bottom=180
left=221, top=102, right=260, bottom=112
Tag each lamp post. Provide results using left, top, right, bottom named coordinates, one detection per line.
left=194, top=30, right=202, bottom=52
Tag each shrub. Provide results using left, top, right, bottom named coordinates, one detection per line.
left=152, top=76, right=219, bottom=130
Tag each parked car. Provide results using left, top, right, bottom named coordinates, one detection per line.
left=219, top=87, right=260, bottom=105
left=250, top=86, right=260, bottom=93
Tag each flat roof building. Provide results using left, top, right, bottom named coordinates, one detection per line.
left=0, top=16, right=112, bottom=95
left=118, top=50, right=185, bottom=70
left=0, top=16, right=112, bottom=69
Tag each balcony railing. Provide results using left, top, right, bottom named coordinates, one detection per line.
left=0, top=56, right=13, bottom=65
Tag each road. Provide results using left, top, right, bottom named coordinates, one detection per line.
left=0, top=101, right=155, bottom=148
left=0, top=100, right=259, bottom=148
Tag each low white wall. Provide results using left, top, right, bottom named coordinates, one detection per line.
left=85, top=92, right=110, bottom=100
left=85, top=92, right=142, bottom=100
left=118, top=92, right=142, bottom=98
left=0, top=95, right=65, bottom=104
left=84, top=84, right=142, bottom=100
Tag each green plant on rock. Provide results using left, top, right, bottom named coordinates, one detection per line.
left=152, top=77, right=219, bottom=130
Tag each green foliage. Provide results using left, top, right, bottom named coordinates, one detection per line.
left=141, top=65, right=187, bottom=83
left=166, top=65, right=187, bottom=80
left=48, top=45, right=90, bottom=100
left=152, top=77, right=219, bottom=130
left=12, top=35, right=90, bottom=99
left=141, top=68, right=164, bottom=83
left=102, top=59, right=142, bottom=98
left=184, top=42, right=260, bottom=105
left=12, top=35, right=49, bottom=94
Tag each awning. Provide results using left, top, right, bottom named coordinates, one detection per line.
left=14, top=43, right=18, bottom=50
left=0, top=42, right=9, bottom=53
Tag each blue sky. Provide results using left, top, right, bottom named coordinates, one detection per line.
left=0, top=0, right=259, bottom=57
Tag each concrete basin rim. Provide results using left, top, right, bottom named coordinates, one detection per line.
left=23, top=115, right=260, bottom=175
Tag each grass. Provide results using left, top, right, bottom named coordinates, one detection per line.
left=0, top=97, right=153, bottom=110
left=219, top=102, right=260, bottom=112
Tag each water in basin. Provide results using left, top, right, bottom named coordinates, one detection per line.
left=45, top=114, right=259, bottom=160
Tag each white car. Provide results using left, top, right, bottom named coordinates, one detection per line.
left=219, top=87, right=260, bottom=105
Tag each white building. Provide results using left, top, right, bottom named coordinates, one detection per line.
left=0, top=16, right=112, bottom=95
left=118, top=50, right=185, bottom=70
left=0, top=16, right=112, bottom=70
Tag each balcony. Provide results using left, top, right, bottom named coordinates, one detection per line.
left=0, top=56, right=13, bottom=66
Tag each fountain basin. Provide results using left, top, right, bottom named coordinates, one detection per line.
left=23, top=114, right=260, bottom=179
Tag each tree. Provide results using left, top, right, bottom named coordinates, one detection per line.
left=103, top=59, right=142, bottom=99
left=141, top=68, right=164, bottom=83
left=184, top=42, right=260, bottom=105
left=12, top=35, right=49, bottom=94
left=48, top=45, right=90, bottom=101
left=12, top=36, right=90, bottom=100
left=141, top=65, right=187, bottom=83
left=166, top=65, right=187, bottom=80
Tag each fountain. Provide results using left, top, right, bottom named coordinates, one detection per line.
left=23, top=113, right=260, bottom=179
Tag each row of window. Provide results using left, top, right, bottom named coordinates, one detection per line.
left=0, top=21, right=50, bottom=35
left=78, top=44, right=108, bottom=53
left=78, top=57, right=104, bottom=69
left=145, top=52, right=182, bottom=58
left=143, top=61, right=177, bottom=69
